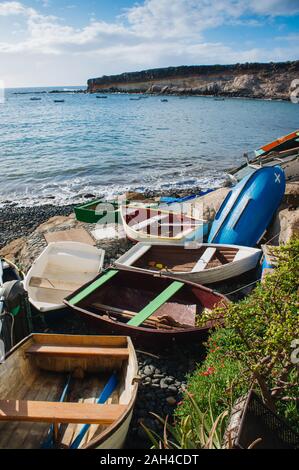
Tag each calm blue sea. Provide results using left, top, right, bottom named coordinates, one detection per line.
left=0, top=86, right=298, bottom=206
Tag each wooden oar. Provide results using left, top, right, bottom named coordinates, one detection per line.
left=70, top=373, right=118, bottom=449
left=41, top=373, right=72, bottom=449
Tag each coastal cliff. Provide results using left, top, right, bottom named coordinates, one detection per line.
left=87, top=61, right=299, bottom=100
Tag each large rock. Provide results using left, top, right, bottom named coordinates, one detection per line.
left=191, top=187, right=230, bottom=222
left=268, top=207, right=299, bottom=245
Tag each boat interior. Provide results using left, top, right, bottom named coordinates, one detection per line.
left=27, top=244, right=102, bottom=310
left=0, top=335, right=136, bottom=449
left=72, top=269, right=223, bottom=330
left=128, top=245, right=240, bottom=272
left=123, top=207, right=202, bottom=238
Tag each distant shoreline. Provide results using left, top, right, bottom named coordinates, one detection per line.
left=87, top=61, right=299, bottom=101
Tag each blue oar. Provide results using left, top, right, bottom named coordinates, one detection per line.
left=70, top=373, right=118, bottom=449
left=41, top=373, right=72, bottom=449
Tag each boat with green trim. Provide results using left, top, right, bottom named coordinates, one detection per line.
left=64, top=267, right=228, bottom=350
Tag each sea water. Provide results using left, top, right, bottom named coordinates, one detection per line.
left=0, top=86, right=298, bottom=206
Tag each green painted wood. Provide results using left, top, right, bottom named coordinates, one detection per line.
left=68, top=270, right=118, bottom=306
left=127, top=281, right=184, bottom=327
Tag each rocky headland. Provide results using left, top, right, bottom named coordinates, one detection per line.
left=87, top=61, right=299, bottom=100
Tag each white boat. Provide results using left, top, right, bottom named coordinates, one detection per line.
left=120, top=205, right=209, bottom=245
left=115, top=242, right=262, bottom=284
left=0, top=334, right=138, bottom=449
left=228, top=146, right=299, bottom=183
left=24, top=242, right=105, bottom=312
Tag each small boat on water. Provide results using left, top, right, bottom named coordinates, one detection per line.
left=30, top=97, right=41, bottom=101
left=96, top=96, right=108, bottom=99
left=115, top=242, right=262, bottom=284
left=54, top=99, right=65, bottom=103
left=0, top=334, right=138, bottom=449
left=120, top=206, right=209, bottom=245
left=208, top=166, right=286, bottom=247
left=160, top=99, right=168, bottom=102
left=24, top=242, right=105, bottom=312
left=64, top=268, right=228, bottom=349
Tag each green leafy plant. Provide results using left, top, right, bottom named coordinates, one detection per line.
left=142, top=386, right=229, bottom=449
left=196, top=238, right=299, bottom=430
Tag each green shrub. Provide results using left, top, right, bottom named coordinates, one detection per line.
left=195, top=238, right=299, bottom=432
left=175, top=329, right=246, bottom=422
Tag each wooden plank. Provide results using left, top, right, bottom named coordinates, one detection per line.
left=68, top=270, right=118, bottom=306
left=44, top=228, right=95, bottom=246
left=122, top=244, right=151, bottom=266
left=127, top=281, right=184, bottom=327
left=32, top=334, right=127, bottom=348
left=26, top=344, right=129, bottom=359
left=192, top=247, right=216, bottom=272
left=0, top=401, right=126, bottom=425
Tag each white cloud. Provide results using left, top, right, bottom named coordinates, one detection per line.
left=0, top=0, right=298, bottom=86
left=248, top=0, right=299, bottom=16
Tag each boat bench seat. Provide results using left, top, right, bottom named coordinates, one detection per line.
left=192, top=247, right=216, bottom=272
left=26, top=344, right=129, bottom=359
left=0, top=400, right=126, bottom=425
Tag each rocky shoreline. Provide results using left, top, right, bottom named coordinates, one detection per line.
left=88, top=61, right=299, bottom=101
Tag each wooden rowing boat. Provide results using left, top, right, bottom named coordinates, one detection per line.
left=120, top=205, right=209, bottom=245
left=114, top=242, right=262, bottom=284
left=0, top=334, right=138, bottom=449
left=64, top=268, right=228, bottom=350
left=24, top=242, right=105, bottom=312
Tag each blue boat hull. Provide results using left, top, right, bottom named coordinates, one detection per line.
left=208, top=166, right=286, bottom=247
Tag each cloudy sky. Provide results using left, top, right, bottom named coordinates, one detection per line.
left=0, top=0, right=298, bottom=87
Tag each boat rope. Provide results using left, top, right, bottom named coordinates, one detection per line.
left=223, top=278, right=261, bottom=297
left=264, top=232, right=280, bottom=245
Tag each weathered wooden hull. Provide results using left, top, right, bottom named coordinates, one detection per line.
left=115, top=242, right=262, bottom=284
left=71, top=309, right=211, bottom=350
left=64, top=268, right=228, bottom=351
left=0, top=334, right=138, bottom=449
